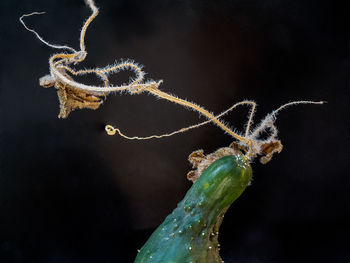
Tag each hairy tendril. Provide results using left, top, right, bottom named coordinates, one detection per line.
left=20, top=0, right=324, bottom=163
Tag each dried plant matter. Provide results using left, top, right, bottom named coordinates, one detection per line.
left=187, top=147, right=241, bottom=183
left=21, top=0, right=324, bottom=170
left=39, top=68, right=103, bottom=118
left=20, top=0, right=159, bottom=118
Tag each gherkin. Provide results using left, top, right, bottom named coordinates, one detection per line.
left=135, top=155, right=252, bottom=263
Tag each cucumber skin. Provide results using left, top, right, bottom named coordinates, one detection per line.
left=134, top=155, right=252, bottom=263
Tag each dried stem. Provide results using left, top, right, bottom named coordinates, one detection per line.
left=21, top=0, right=325, bottom=163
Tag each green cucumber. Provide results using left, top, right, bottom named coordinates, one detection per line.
left=134, top=155, right=252, bottom=263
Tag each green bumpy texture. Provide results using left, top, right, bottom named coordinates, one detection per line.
left=134, top=155, right=252, bottom=263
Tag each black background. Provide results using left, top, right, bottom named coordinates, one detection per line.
left=0, top=0, right=349, bottom=262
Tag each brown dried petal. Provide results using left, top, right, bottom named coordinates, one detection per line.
left=187, top=147, right=241, bottom=183
left=229, top=141, right=245, bottom=154
left=260, top=140, right=283, bottom=164
left=187, top=170, right=199, bottom=183
left=188, top=149, right=205, bottom=169
left=56, top=83, right=103, bottom=119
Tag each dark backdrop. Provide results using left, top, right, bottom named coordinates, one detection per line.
left=0, top=0, right=349, bottom=262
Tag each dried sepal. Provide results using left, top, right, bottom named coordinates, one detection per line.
left=188, top=149, right=205, bottom=169
left=186, top=170, right=196, bottom=182
left=229, top=141, right=245, bottom=155
left=187, top=147, right=241, bottom=183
